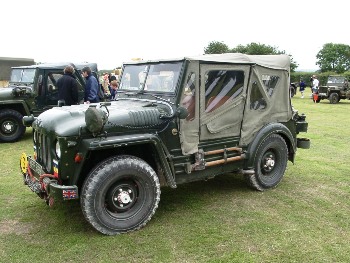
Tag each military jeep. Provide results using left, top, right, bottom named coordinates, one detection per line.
left=0, top=62, right=98, bottom=142
left=318, top=75, right=350, bottom=104
left=20, top=53, right=310, bottom=235
left=289, top=82, right=298, bottom=97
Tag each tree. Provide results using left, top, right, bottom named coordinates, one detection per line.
left=231, top=42, right=280, bottom=55
left=204, top=41, right=230, bottom=54
left=204, top=41, right=298, bottom=72
left=316, top=43, right=350, bottom=73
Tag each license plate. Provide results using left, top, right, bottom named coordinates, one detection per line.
left=28, top=156, right=45, bottom=176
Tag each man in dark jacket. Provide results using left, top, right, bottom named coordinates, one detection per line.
left=81, top=66, right=99, bottom=104
left=57, top=65, right=79, bottom=105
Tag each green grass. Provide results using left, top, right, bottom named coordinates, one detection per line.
left=1, top=89, right=350, bottom=263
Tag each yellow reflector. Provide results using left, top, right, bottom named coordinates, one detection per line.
left=20, top=152, right=28, bottom=175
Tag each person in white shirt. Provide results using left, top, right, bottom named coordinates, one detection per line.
left=312, top=75, right=320, bottom=103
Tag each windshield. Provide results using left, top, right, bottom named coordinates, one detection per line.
left=327, top=76, right=346, bottom=84
left=10, top=68, right=36, bottom=83
left=119, top=62, right=183, bottom=92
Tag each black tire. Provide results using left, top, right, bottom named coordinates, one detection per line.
left=329, top=93, right=339, bottom=104
left=0, top=109, right=26, bottom=143
left=246, top=134, right=288, bottom=191
left=290, top=87, right=295, bottom=98
left=80, top=155, right=161, bottom=235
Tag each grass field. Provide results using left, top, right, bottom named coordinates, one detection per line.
left=1, top=89, right=350, bottom=263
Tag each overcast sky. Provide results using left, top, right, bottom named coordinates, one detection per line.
left=1, top=0, right=348, bottom=71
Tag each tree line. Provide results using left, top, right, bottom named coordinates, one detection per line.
left=204, top=41, right=350, bottom=74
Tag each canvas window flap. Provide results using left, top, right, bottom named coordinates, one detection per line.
left=240, top=65, right=292, bottom=146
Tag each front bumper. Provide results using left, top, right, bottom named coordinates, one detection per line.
left=318, top=92, right=327, bottom=100
left=20, top=153, right=78, bottom=206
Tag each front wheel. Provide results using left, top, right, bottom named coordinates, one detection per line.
left=329, top=93, right=339, bottom=104
left=81, top=155, right=160, bottom=235
left=246, top=134, right=288, bottom=191
left=0, top=109, right=26, bottom=143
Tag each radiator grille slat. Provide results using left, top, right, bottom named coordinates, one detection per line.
left=36, top=131, right=52, bottom=173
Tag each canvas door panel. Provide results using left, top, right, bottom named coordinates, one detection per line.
left=199, top=64, right=250, bottom=141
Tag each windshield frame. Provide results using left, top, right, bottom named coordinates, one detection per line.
left=10, top=68, right=37, bottom=83
left=119, top=61, right=184, bottom=93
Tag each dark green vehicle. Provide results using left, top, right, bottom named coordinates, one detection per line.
left=318, top=75, right=350, bottom=104
left=20, top=53, right=310, bottom=235
left=0, top=62, right=98, bottom=142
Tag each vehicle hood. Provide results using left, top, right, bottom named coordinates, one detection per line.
left=0, top=85, right=34, bottom=101
left=33, top=99, right=173, bottom=137
left=0, top=87, right=15, bottom=100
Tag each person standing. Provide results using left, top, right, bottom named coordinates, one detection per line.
left=82, top=66, right=99, bottom=104
left=108, top=80, right=119, bottom=100
left=311, top=75, right=319, bottom=103
left=299, top=79, right=306, bottom=98
left=57, top=65, right=79, bottom=106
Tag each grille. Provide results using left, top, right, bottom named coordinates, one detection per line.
left=34, top=129, right=52, bottom=173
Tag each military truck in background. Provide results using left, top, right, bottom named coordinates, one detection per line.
left=20, top=53, right=310, bottom=235
left=0, top=62, right=99, bottom=142
left=290, top=82, right=298, bottom=97
left=318, top=75, right=350, bottom=104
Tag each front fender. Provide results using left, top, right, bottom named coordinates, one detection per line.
left=244, top=122, right=296, bottom=169
left=0, top=100, right=30, bottom=116
left=86, top=133, right=176, bottom=188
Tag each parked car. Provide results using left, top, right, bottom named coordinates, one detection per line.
left=20, top=53, right=310, bottom=235
left=0, top=62, right=99, bottom=142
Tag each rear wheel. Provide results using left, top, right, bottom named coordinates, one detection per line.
left=329, top=93, right=339, bottom=104
left=81, top=155, right=160, bottom=235
left=246, top=134, right=288, bottom=191
left=0, top=109, right=26, bottom=142
left=290, top=86, right=296, bottom=97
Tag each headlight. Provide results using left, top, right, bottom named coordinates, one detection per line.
left=55, top=140, right=61, bottom=159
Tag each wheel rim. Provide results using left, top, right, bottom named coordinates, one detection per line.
left=1, top=119, right=17, bottom=135
left=105, top=180, right=140, bottom=215
left=260, top=150, right=276, bottom=175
